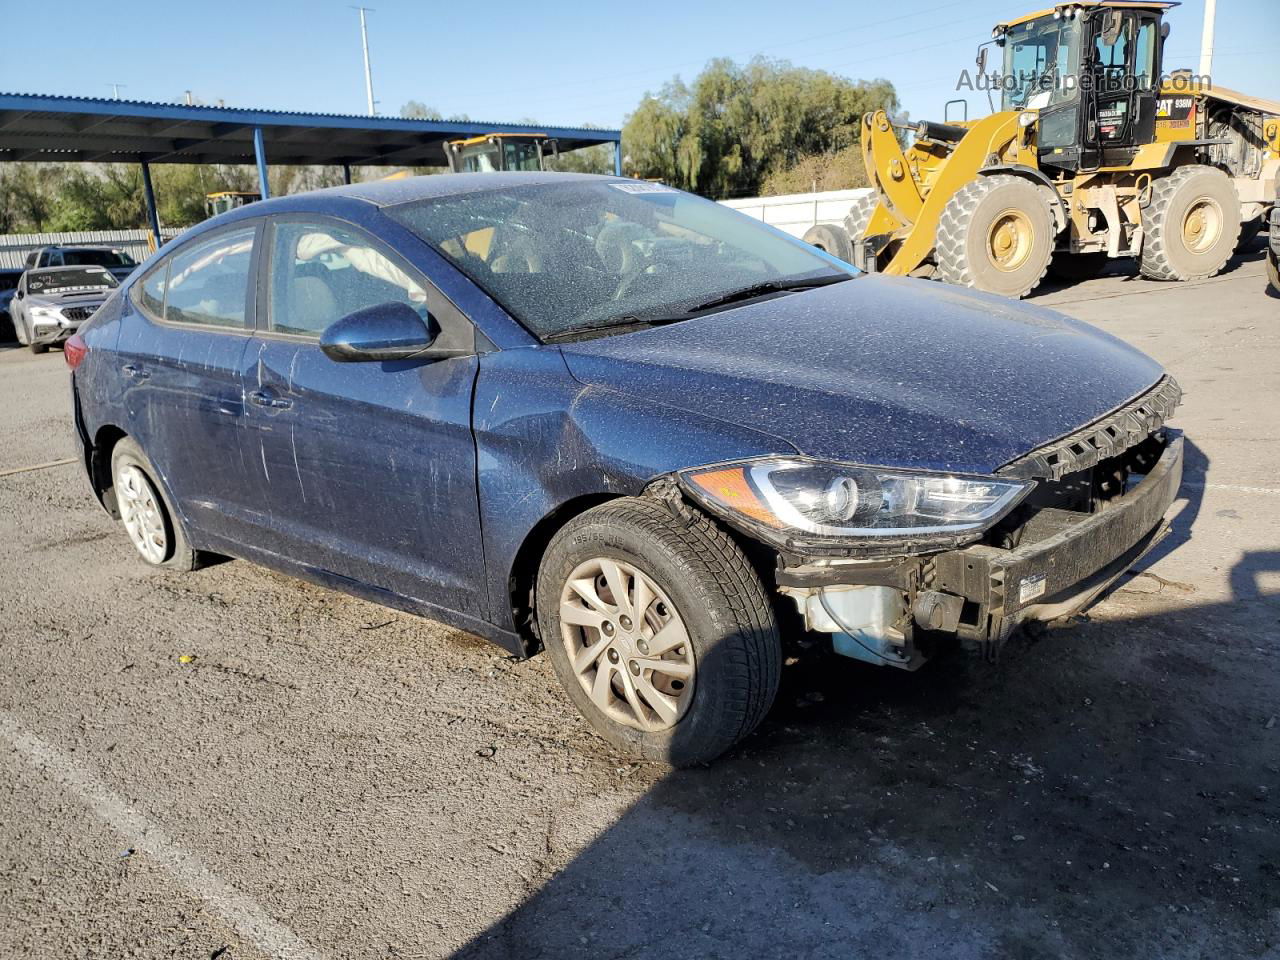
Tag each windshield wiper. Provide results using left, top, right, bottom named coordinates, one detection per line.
left=687, top=273, right=851, bottom=313
left=541, top=314, right=688, bottom=344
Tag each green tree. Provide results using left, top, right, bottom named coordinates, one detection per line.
left=622, top=57, right=898, bottom=199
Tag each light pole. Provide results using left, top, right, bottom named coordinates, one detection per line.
left=1199, top=0, right=1217, bottom=80
left=353, top=6, right=377, bottom=116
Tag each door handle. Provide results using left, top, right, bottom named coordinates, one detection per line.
left=248, top=389, right=293, bottom=410
left=121, top=363, right=150, bottom=380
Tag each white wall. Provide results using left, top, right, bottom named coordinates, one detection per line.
left=720, top=188, right=872, bottom=239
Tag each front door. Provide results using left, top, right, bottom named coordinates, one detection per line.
left=1083, top=9, right=1162, bottom=166
left=242, top=216, right=487, bottom=620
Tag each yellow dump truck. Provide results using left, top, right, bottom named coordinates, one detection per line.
left=843, top=1, right=1280, bottom=298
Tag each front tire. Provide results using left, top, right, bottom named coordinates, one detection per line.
left=1139, top=165, right=1241, bottom=281
left=537, top=497, right=781, bottom=767
left=936, top=174, right=1056, bottom=299
left=110, top=437, right=198, bottom=571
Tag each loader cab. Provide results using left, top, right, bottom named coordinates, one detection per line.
left=996, top=2, right=1169, bottom=170
left=444, top=134, right=559, bottom=173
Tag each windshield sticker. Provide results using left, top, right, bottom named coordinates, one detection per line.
left=609, top=182, right=677, bottom=194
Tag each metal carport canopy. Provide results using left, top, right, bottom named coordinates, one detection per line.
left=0, top=91, right=623, bottom=247
left=0, top=92, right=620, bottom=168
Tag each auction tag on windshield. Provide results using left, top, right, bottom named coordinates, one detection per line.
left=1019, top=573, right=1048, bottom=604
left=610, top=182, right=676, bottom=194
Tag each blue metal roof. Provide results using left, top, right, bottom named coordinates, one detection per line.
left=0, top=92, right=620, bottom=167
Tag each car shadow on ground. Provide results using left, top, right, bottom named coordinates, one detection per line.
left=453, top=441, right=1280, bottom=960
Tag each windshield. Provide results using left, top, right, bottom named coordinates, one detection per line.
left=28, top=267, right=118, bottom=295
left=387, top=180, right=853, bottom=340
left=457, top=144, right=502, bottom=173
left=60, top=248, right=136, bottom=268
left=1001, top=15, right=1082, bottom=110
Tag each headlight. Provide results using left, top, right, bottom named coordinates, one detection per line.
left=679, top=457, right=1032, bottom=549
left=29, top=306, right=61, bottom=324
left=1019, top=111, right=1038, bottom=128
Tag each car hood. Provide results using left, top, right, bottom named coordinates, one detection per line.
left=557, top=274, right=1166, bottom=475
left=27, top=290, right=112, bottom=308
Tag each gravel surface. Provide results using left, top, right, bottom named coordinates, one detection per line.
left=1, top=245, right=1277, bottom=959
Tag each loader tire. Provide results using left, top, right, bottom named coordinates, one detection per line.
left=1139, top=165, right=1241, bottom=281
left=842, top=193, right=880, bottom=270
left=801, top=223, right=853, bottom=263
left=936, top=174, right=1056, bottom=299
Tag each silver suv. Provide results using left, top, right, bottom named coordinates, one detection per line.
left=10, top=266, right=118, bottom=354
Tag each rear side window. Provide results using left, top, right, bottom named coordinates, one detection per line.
left=267, top=220, right=429, bottom=338
left=162, top=227, right=256, bottom=328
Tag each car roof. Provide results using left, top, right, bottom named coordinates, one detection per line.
left=278, top=171, right=623, bottom=209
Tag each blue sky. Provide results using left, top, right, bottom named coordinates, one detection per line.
left=1, top=0, right=1275, bottom=131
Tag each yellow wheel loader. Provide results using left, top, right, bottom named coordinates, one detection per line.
left=846, top=1, right=1280, bottom=298
left=444, top=133, right=559, bottom=173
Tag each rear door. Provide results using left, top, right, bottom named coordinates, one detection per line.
left=115, top=222, right=261, bottom=547
left=241, top=215, right=487, bottom=620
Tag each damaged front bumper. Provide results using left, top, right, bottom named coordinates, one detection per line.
left=778, top=432, right=1184, bottom=666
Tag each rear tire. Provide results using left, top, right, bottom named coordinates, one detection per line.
left=801, top=223, right=853, bottom=263
left=109, top=437, right=199, bottom=571
left=1268, top=249, right=1279, bottom=294
left=1139, top=165, right=1241, bottom=281
left=536, top=497, right=781, bottom=767
left=936, top=174, right=1056, bottom=299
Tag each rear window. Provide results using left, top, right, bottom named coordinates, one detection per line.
left=27, top=268, right=118, bottom=294
left=60, top=248, right=136, bottom=268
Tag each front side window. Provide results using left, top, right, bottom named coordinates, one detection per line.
left=161, top=226, right=256, bottom=328
left=267, top=220, right=430, bottom=338
left=387, top=181, right=853, bottom=340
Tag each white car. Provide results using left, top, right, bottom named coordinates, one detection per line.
left=10, top=265, right=118, bottom=354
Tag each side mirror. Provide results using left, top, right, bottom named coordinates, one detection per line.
left=976, top=46, right=988, bottom=75
left=320, top=301, right=439, bottom=363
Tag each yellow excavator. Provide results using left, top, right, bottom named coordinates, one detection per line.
left=839, top=1, right=1280, bottom=298
left=444, top=133, right=559, bottom=173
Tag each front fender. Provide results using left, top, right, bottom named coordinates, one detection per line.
left=473, top=345, right=793, bottom=633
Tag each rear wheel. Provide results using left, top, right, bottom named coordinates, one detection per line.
left=1139, top=165, right=1241, bottom=281
left=110, top=437, right=199, bottom=571
left=936, top=174, right=1056, bottom=299
left=801, top=223, right=853, bottom=263
left=537, top=497, right=781, bottom=767
left=1268, top=249, right=1279, bottom=294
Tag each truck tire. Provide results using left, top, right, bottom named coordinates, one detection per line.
left=1268, top=249, right=1279, bottom=294
left=936, top=174, right=1056, bottom=299
left=843, top=193, right=879, bottom=242
left=801, top=223, right=853, bottom=263
left=1139, top=165, right=1241, bottom=281
left=537, top=497, right=781, bottom=767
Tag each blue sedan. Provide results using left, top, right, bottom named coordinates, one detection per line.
left=68, top=173, right=1184, bottom=765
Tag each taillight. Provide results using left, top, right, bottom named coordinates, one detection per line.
left=64, top=333, right=89, bottom=370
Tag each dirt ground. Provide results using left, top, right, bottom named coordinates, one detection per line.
left=1, top=242, right=1277, bottom=960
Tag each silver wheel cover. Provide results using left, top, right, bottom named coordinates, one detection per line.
left=558, top=556, right=695, bottom=732
left=114, top=463, right=168, bottom=564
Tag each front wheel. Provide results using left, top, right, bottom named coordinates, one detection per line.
left=537, top=497, right=781, bottom=767
left=936, top=174, right=1057, bottom=299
